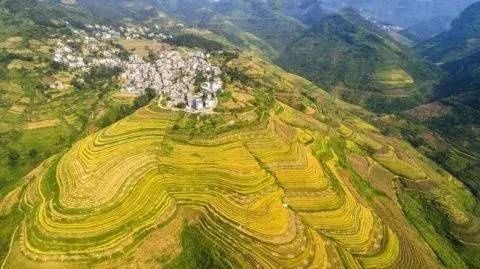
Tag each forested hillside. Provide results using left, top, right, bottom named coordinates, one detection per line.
left=401, top=16, right=453, bottom=42
left=399, top=1, right=480, bottom=209
left=316, top=0, right=477, bottom=28
left=416, top=1, right=480, bottom=64
left=277, top=9, right=439, bottom=113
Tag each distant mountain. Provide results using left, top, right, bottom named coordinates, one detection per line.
left=2, top=0, right=166, bottom=27
left=75, top=0, right=161, bottom=21
left=154, top=0, right=306, bottom=55
left=437, top=51, right=480, bottom=98
left=416, top=1, right=480, bottom=64
left=152, top=0, right=477, bottom=29
left=401, top=16, right=453, bottom=42
left=279, top=0, right=328, bottom=24
left=318, top=0, right=478, bottom=28
left=2, top=0, right=97, bottom=27
left=277, top=9, right=439, bottom=112
left=279, top=0, right=477, bottom=28
left=154, top=1, right=441, bottom=112
left=415, top=2, right=480, bottom=98
left=403, top=2, right=480, bottom=197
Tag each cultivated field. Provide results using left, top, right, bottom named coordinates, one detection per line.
left=375, top=68, right=414, bottom=89
left=118, top=39, right=171, bottom=57
left=1, top=52, right=478, bottom=268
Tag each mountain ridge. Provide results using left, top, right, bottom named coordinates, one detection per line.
left=416, top=1, right=480, bottom=64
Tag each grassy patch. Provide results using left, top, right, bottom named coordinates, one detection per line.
left=374, top=153, right=427, bottom=180
left=165, top=225, right=233, bottom=269
left=375, top=68, right=414, bottom=89
left=314, top=137, right=384, bottom=199
left=0, top=124, right=76, bottom=196
left=0, top=207, right=23, bottom=263
left=398, top=190, right=468, bottom=269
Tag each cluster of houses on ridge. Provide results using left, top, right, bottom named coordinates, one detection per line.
left=52, top=24, right=223, bottom=112
left=53, top=37, right=122, bottom=72
left=84, top=24, right=174, bottom=41
left=120, top=50, right=223, bottom=112
left=364, top=17, right=403, bottom=33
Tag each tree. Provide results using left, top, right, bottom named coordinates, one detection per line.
left=133, top=88, right=157, bottom=109
left=175, top=102, right=186, bottom=109
left=145, top=88, right=157, bottom=100
left=146, top=49, right=158, bottom=62
left=269, top=0, right=281, bottom=11
left=8, top=149, right=20, bottom=167
left=28, top=148, right=38, bottom=158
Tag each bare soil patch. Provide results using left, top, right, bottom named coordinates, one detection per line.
left=0, top=187, right=22, bottom=216
left=305, top=106, right=316, bottom=115
left=0, top=122, right=12, bottom=133
left=382, top=88, right=408, bottom=97
left=26, top=119, right=61, bottom=130
left=407, top=101, right=451, bottom=121
left=8, top=105, right=26, bottom=114
left=400, top=178, right=437, bottom=192
left=7, top=59, right=47, bottom=70
left=118, top=39, right=171, bottom=57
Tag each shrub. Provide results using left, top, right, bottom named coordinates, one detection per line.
left=7, top=149, right=20, bottom=167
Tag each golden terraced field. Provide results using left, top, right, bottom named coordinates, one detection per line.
left=2, top=99, right=476, bottom=268
left=1, top=54, right=478, bottom=268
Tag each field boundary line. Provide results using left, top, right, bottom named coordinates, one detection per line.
left=1, top=226, right=19, bottom=269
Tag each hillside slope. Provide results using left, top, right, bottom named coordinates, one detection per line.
left=401, top=16, right=453, bottom=42
left=318, top=0, right=478, bottom=28
left=416, top=1, right=480, bottom=64
left=155, top=0, right=307, bottom=55
left=438, top=51, right=480, bottom=98
left=422, top=1, right=480, bottom=99
left=0, top=1, right=127, bottom=197
left=113, top=0, right=441, bottom=113
left=401, top=2, right=480, bottom=201
left=2, top=49, right=480, bottom=268
left=277, top=10, right=439, bottom=113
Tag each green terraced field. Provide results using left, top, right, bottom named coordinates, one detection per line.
left=375, top=68, right=414, bottom=89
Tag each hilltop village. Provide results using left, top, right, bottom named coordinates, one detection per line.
left=84, top=23, right=174, bottom=41
left=52, top=23, right=223, bottom=112
left=121, top=51, right=222, bottom=111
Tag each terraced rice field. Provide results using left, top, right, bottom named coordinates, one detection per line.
left=3, top=91, right=475, bottom=268
left=0, top=45, right=477, bottom=267
left=375, top=68, right=414, bottom=89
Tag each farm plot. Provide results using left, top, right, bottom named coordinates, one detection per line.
left=4, top=96, right=477, bottom=268
left=375, top=68, right=414, bottom=89
left=3, top=105, right=401, bottom=268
